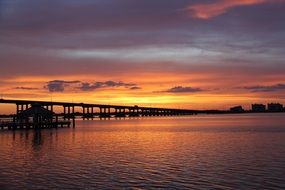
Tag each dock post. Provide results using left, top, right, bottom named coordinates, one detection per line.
left=68, top=106, right=71, bottom=120
left=63, top=106, right=66, bottom=120
left=72, top=106, right=75, bottom=118
left=99, top=107, right=102, bottom=118
left=72, top=118, right=75, bottom=128
left=56, top=115, right=58, bottom=128
left=86, top=107, right=90, bottom=120
left=16, top=104, right=19, bottom=114
left=82, top=106, right=85, bottom=120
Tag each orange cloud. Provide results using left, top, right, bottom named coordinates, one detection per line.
left=187, top=0, right=275, bottom=19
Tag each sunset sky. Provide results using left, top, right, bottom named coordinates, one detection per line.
left=1, top=0, right=285, bottom=111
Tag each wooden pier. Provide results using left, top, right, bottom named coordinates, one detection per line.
left=0, top=102, right=72, bottom=130
left=0, top=121, right=71, bottom=130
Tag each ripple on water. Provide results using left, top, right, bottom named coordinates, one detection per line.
left=0, top=115, right=285, bottom=189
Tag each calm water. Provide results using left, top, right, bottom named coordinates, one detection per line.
left=0, top=114, right=285, bottom=189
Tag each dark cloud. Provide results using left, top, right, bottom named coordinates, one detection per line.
left=104, top=81, right=136, bottom=87
left=129, top=86, right=141, bottom=90
left=43, top=80, right=139, bottom=92
left=79, top=81, right=138, bottom=91
left=0, top=0, right=189, bottom=34
left=161, top=86, right=202, bottom=93
left=45, top=80, right=80, bottom=92
left=242, top=84, right=285, bottom=92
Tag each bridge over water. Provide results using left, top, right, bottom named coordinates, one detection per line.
left=0, top=99, right=202, bottom=119
left=0, top=99, right=227, bottom=130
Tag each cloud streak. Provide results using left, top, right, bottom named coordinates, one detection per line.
left=160, top=86, right=203, bottom=93
left=14, top=87, right=39, bottom=90
left=79, top=81, right=138, bottom=91
left=187, top=0, right=278, bottom=19
left=44, top=80, right=139, bottom=92
left=242, top=83, right=285, bottom=92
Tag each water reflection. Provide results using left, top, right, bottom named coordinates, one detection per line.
left=0, top=114, right=285, bottom=189
left=32, top=130, right=43, bottom=150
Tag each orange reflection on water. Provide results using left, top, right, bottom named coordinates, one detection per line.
left=0, top=114, right=285, bottom=188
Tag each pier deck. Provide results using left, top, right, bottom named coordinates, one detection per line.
left=0, top=121, right=71, bottom=130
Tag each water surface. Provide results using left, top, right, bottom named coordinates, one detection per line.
left=0, top=114, right=285, bottom=189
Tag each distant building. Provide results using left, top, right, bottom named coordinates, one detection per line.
left=252, top=104, right=266, bottom=112
left=230, top=106, right=244, bottom=113
left=267, top=103, right=283, bottom=112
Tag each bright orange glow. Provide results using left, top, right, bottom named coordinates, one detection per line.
left=187, top=0, right=272, bottom=19
left=1, top=72, right=284, bottom=114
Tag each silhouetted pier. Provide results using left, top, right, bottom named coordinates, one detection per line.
left=0, top=102, right=72, bottom=130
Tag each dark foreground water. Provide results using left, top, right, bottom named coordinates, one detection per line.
left=0, top=114, right=285, bottom=189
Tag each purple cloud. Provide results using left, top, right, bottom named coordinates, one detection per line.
left=162, top=86, right=202, bottom=93
left=242, top=84, right=285, bottom=92
left=45, top=80, right=80, bottom=92
left=79, top=81, right=138, bottom=91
